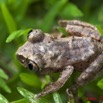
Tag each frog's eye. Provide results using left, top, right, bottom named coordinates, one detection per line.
left=28, top=61, right=39, bottom=72
left=28, top=29, right=44, bottom=42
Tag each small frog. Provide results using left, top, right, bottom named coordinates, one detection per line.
left=16, top=20, right=103, bottom=100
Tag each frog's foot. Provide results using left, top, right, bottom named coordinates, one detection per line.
left=66, top=89, right=74, bottom=99
left=66, top=87, right=81, bottom=103
left=66, top=84, right=78, bottom=96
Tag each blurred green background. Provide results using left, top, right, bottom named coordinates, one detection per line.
left=0, top=0, right=103, bottom=103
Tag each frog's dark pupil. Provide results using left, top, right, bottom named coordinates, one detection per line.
left=28, top=63, right=33, bottom=70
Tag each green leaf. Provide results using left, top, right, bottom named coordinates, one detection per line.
left=97, top=78, right=103, bottom=89
left=17, top=87, right=50, bottom=103
left=41, top=75, right=51, bottom=89
left=0, top=68, right=8, bottom=79
left=96, top=25, right=103, bottom=36
left=0, top=0, right=7, bottom=4
left=19, top=73, right=41, bottom=88
left=98, top=6, right=103, bottom=22
left=15, top=0, right=30, bottom=21
left=0, top=94, right=9, bottom=103
left=6, top=28, right=31, bottom=43
left=42, top=0, right=67, bottom=31
left=17, top=87, right=34, bottom=98
left=60, top=3, right=83, bottom=19
left=53, top=92, right=63, bottom=103
left=17, top=87, right=36, bottom=103
left=1, top=3, right=17, bottom=33
left=57, top=27, right=68, bottom=37
left=0, top=78, right=11, bottom=93
left=11, top=98, right=29, bottom=103
left=78, top=89, right=84, bottom=97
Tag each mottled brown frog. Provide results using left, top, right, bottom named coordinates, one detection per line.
left=16, top=20, right=103, bottom=100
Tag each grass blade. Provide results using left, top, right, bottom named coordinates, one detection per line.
left=0, top=78, right=11, bottom=93
left=97, top=78, right=103, bottom=89
left=0, top=68, right=8, bottom=79
left=0, top=94, right=9, bottom=103
left=53, top=92, right=63, bottom=103
left=96, top=25, right=103, bottom=36
left=11, top=98, right=29, bottom=103
left=42, top=0, right=67, bottom=31
left=6, top=28, right=31, bottom=43
left=60, top=3, right=83, bottom=19
left=17, top=87, right=50, bottom=103
left=1, top=3, right=17, bottom=33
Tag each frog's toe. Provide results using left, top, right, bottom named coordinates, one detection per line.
left=66, top=88, right=73, bottom=97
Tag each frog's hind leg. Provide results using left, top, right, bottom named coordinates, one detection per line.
left=67, top=52, right=103, bottom=100
left=66, top=23, right=101, bottom=41
left=59, top=20, right=102, bottom=41
left=59, top=20, right=97, bottom=30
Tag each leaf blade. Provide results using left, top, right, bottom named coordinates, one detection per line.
left=19, top=73, right=41, bottom=88
left=97, top=78, right=103, bottom=89
left=96, top=25, right=103, bottom=36
left=11, top=98, right=29, bottom=103
left=17, top=87, right=50, bottom=103
left=42, top=0, right=67, bottom=31
left=0, top=94, right=9, bottom=103
left=53, top=92, right=63, bottom=103
left=1, top=3, right=17, bottom=33
left=6, top=28, right=31, bottom=43
left=60, top=3, right=83, bottom=19
left=0, top=78, right=11, bottom=93
left=0, top=68, right=8, bottom=79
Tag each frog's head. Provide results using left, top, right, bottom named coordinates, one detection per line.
left=16, top=29, right=45, bottom=73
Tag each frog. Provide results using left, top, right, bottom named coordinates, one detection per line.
left=16, top=20, right=103, bottom=100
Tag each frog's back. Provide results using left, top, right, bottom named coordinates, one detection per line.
left=57, top=36, right=102, bottom=71
left=67, top=36, right=98, bottom=61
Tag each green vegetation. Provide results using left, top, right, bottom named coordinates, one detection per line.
left=0, top=0, right=103, bottom=103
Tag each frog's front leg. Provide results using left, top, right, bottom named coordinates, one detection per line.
left=67, top=52, right=103, bottom=95
left=35, top=66, right=74, bottom=98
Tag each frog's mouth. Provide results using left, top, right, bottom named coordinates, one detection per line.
left=17, top=54, right=40, bottom=72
